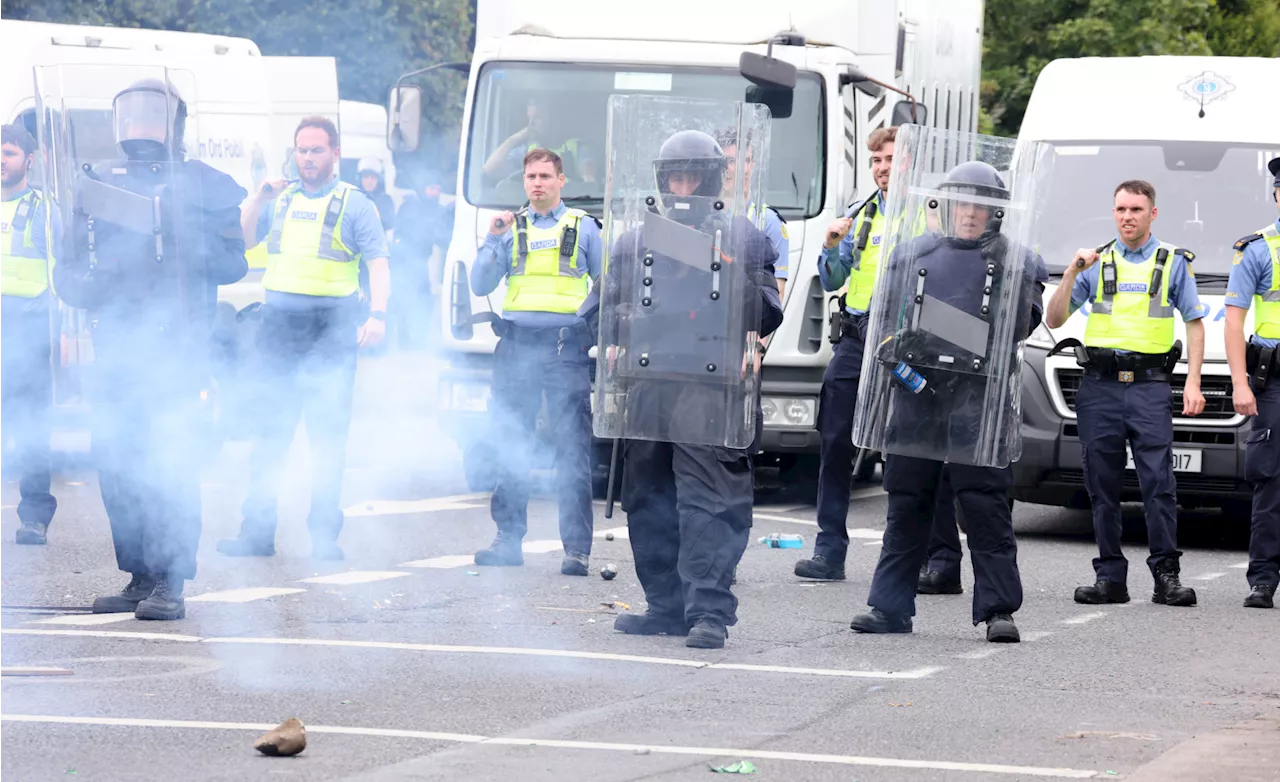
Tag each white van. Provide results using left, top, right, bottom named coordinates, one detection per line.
left=390, top=0, right=985, bottom=491
left=1014, top=56, right=1280, bottom=518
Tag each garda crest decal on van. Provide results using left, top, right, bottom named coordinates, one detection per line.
left=1178, top=72, right=1235, bottom=106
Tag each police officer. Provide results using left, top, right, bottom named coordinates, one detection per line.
left=1, top=124, right=58, bottom=545
left=1223, top=155, right=1280, bottom=610
left=794, top=127, right=961, bottom=592
left=1046, top=179, right=1206, bottom=608
left=470, top=147, right=601, bottom=575
left=715, top=128, right=789, bottom=297
left=850, top=161, right=1046, bottom=642
left=218, top=116, right=390, bottom=561
left=588, top=129, right=783, bottom=649
left=52, top=78, right=248, bottom=619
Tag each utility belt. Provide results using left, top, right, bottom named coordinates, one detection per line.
left=827, top=294, right=865, bottom=344
left=1049, top=338, right=1180, bottom=383
left=1245, top=341, right=1280, bottom=393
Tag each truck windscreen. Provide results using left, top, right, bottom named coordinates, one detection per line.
left=1037, top=141, right=1277, bottom=284
left=463, top=62, right=824, bottom=218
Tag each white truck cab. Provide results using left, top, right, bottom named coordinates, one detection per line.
left=1014, top=56, right=1280, bottom=518
left=390, top=0, right=984, bottom=492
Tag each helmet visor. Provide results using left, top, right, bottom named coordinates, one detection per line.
left=114, top=89, right=173, bottom=147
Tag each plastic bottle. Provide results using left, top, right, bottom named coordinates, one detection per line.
left=758, top=533, right=804, bottom=549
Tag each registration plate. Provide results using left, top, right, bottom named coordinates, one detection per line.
left=1126, top=448, right=1202, bottom=473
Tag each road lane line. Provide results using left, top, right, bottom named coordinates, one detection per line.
left=1229, top=562, right=1249, bottom=569
left=1, top=629, right=943, bottom=680
left=1060, top=612, right=1107, bottom=625
left=344, top=497, right=484, bottom=517
left=186, top=588, right=305, bottom=604
left=0, top=714, right=1099, bottom=777
left=1191, top=572, right=1228, bottom=581
left=400, top=555, right=476, bottom=569
left=34, top=613, right=135, bottom=626
left=298, top=571, right=410, bottom=586
left=848, top=486, right=888, bottom=501
left=2, top=629, right=203, bottom=642
left=521, top=539, right=564, bottom=554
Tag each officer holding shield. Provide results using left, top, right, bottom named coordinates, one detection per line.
left=1222, top=155, right=1280, bottom=610
left=585, top=97, right=782, bottom=650
left=44, top=73, right=248, bottom=620
left=849, top=132, right=1049, bottom=643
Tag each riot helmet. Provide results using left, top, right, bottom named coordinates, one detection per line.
left=653, top=130, right=726, bottom=222
left=934, top=160, right=1008, bottom=242
left=113, top=78, right=187, bottom=162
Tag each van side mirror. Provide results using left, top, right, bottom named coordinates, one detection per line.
left=450, top=260, right=474, bottom=340
left=388, top=85, right=423, bottom=153
left=840, top=65, right=883, bottom=98
left=739, top=51, right=797, bottom=91
left=892, top=100, right=927, bottom=126
left=745, top=85, right=793, bottom=120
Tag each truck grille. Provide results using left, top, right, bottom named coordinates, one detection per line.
left=1049, top=469, right=1243, bottom=495
left=1055, top=369, right=1237, bottom=421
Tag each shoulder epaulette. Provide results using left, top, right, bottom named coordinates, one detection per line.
left=1172, top=247, right=1194, bottom=262
left=766, top=205, right=786, bottom=224
left=1233, top=233, right=1265, bottom=252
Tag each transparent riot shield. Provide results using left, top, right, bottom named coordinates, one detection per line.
left=852, top=125, right=1055, bottom=468
left=593, top=95, right=772, bottom=448
left=34, top=64, right=201, bottom=410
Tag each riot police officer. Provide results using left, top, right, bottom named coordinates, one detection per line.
left=1046, top=180, right=1206, bottom=608
left=48, top=75, right=248, bottom=620
left=1223, top=155, right=1280, bottom=610
left=849, top=159, right=1047, bottom=643
left=1, top=124, right=58, bottom=545
left=794, top=126, right=962, bottom=594
left=585, top=124, right=783, bottom=650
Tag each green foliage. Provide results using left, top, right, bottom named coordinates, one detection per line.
left=981, top=0, right=1279, bottom=137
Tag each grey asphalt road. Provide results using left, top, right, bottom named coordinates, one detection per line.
left=3, top=352, right=1278, bottom=782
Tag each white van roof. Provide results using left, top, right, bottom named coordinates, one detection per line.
left=1020, top=56, right=1280, bottom=145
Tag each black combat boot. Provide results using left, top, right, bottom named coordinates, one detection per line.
left=1243, top=584, right=1275, bottom=609
left=474, top=532, right=524, bottom=566
left=134, top=576, right=186, bottom=621
left=92, top=574, right=155, bottom=613
left=918, top=568, right=963, bottom=595
left=1073, top=580, right=1130, bottom=605
left=15, top=521, right=48, bottom=545
left=1152, top=562, right=1196, bottom=607
left=614, top=611, right=690, bottom=636
left=850, top=608, right=913, bottom=634
left=985, top=613, right=1020, bottom=643
left=685, top=620, right=728, bottom=649
left=794, top=555, right=846, bottom=581
left=560, top=551, right=589, bottom=576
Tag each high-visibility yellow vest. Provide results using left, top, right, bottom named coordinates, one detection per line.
left=839, top=193, right=885, bottom=311
left=1083, top=241, right=1184, bottom=354
left=1, top=191, right=49, bottom=298
left=528, top=139, right=579, bottom=164
left=503, top=207, right=590, bottom=314
left=261, top=181, right=361, bottom=298
left=1243, top=224, right=1280, bottom=339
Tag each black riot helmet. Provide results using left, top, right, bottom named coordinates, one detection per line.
left=113, top=78, right=187, bottom=162
left=934, top=160, right=1009, bottom=241
left=653, top=130, right=726, bottom=221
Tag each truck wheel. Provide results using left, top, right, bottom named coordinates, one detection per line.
left=463, top=444, right=498, bottom=493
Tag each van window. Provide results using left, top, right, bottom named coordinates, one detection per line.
left=1037, top=141, right=1276, bottom=283
left=463, top=62, right=826, bottom=219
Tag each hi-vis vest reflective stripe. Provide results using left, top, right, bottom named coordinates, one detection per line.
left=1, top=192, right=49, bottom=298
left=840, top=194, right=886, bottom=311
left=528, top=139, right=579, bottom=163
left=261, top=181, right=361, bottom=298
left=1083, top=241, right=1181, bottom=354
left=1246, top=224, right=1280, bottom=339
left=503, top=207, right=589, bottom=314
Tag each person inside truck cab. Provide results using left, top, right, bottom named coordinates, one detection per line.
left=482, top=95, right=596, bottom=185
left=1222, top=154, right=1280, bottom=610
left=1046, top=179, right=1206, bottom=610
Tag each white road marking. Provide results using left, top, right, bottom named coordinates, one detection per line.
left=3, top=629, right=203, bottom=642
left=1, top=629, right=943, bottom=680
left=864, top=541, right=883, bottom=546
left=752, top=514, right=883, bottom=540
left=0, top=714, right=1100, bottom=778
left=1191, top=572, right=1228, bottom=581
left=594, top=526, right=629, bottom=540
left=400, top=554, right=476, bottom=569
left=1230, top=562, right=1249, bottom=569
left=186, top=587, right=305, bottom=604
left=344, top=497, right=483, bottom=517
left=1060, top=612, right=1108, bottom=625
left=34, top=613, right=134, bottom=626
left=849, top=486, right=888, bottom=501
left=298, top=571, right=410, bottom=586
